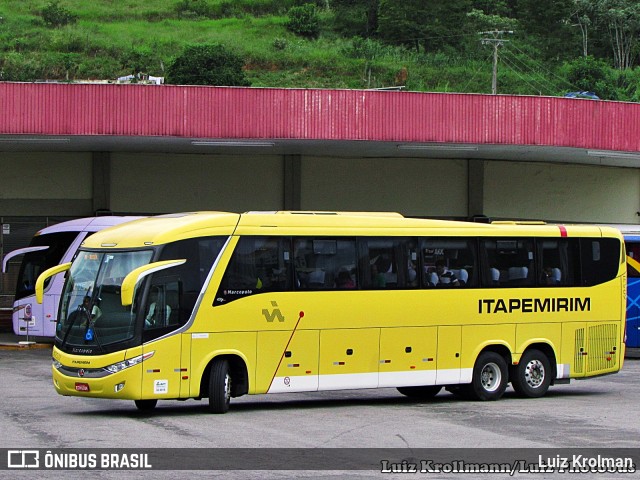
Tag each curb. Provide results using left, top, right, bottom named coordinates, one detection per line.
left=0, top=342, right=52, bottom=351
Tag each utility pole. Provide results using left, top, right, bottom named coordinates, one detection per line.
left=480, top=30, right=513, bottom=95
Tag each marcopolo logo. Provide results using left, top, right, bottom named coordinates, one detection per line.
left=262, top=301, right=285, bottom=322
left=8, top=450, right=39, bottom=468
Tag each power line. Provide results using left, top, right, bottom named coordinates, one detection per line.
left=507, top=43, right=577, bottom=92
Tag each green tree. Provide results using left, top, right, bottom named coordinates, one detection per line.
left=571, top=0, right=595, bottom=57
left=377, top=0, right=471, bottom=52
left=513, top=0, right=575, bottom=60
left=286, top=4, right=320, bottom=38
left=332, top=0, right=379, bottom=38
left=40, top=1, right=77, bottom=27
left=564, top=56, right=617, bottom=99
left=593, top=0, right=640, bottom=69
left=166, top=44, right=250, bottom=86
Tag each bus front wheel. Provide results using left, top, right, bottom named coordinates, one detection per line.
left=468, top=351, right=508, bottom=401
left=208, top=358, right=231, bottom=414
left=511, top=349, right=551, bottom=398
left=134, top=399, right=157, bottom=411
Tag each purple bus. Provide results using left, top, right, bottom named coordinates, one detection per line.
left=2, top=216, right=141, bottom=338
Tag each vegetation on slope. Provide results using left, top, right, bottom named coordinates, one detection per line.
left=1, top=0, right=640, bottom=100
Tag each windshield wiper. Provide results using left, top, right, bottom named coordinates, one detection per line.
left=60, top=300, right=91, bottom=349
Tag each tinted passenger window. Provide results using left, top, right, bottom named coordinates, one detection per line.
left=421, top=238, right=477, bottom=287
left=537, top=239, right=579, bottom=287
left=294, top=238, right=356, bottom=290
left=360, top=238, right=417, bottom=289
left=215, top=237, right=292, bottom=304
left=580, top=238, right=621, bottom=286
left=481, top=238, right=534, bottom=287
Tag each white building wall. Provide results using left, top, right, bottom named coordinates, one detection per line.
left=0, top=152, right=92, bottom=200
left=300, top=157, right=468, bottom=217
left=484, top=161, right=640, bottom=223
left=110, top=153, right=283, bottom=213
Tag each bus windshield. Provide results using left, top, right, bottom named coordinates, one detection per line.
left=15, top=231, right=79, bottom=300
left=57, top=250, right=154, bottom=349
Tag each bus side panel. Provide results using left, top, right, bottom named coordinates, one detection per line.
left=460, top=324, right=515, bottom=383
left=43, top=291, right=60, bottom=337
left=514, top=322, right=561, bottom=363
left=318, top=328, right=379, bottom=390
left=378, top=326, right=437, bottom=388
left=259, top=329, right=319, bottom=393
left=189, top=332, right=257, bottom=397
left=626, top=277, right=640, bottom=348
left=141, top=334, right=182, bottom=400
left=560, top=322, right=587, bottom=378
left=435, top=326, right=462, bottom=385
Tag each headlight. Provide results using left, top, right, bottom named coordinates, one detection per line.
left=105, top=351, right=155, bottom=374
left=52, top=358, right=62, bottom=369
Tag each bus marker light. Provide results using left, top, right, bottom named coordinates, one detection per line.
left=182, top=376, right=189, bottom=380
left=75, top=382, right=90, bottom=392
left=306, top=370, right=312, bottom=374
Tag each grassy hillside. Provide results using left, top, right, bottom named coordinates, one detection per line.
left=0, top=1, right=576, bottom=94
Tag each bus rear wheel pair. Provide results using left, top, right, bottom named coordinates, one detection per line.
left=462, top=350, right=552, bottom=400
left=444, top=349, right=552, bottom=401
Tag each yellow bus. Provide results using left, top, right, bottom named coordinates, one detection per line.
left=36, top=211, right=626, bottom=413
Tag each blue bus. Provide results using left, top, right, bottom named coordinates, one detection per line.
left=617, top=225, right=640, bottom=348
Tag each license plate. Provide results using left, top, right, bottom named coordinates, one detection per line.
left=75, top=382, right=90, bottom=392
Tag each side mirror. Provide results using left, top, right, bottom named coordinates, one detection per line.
left=35, top=262, right=72, bottom=304
left=120, top=259, right=186, bottom=306
left=2, top=246, right=49, bottom=273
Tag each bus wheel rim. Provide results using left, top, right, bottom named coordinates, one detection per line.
left=524, top=359, right=545, bottom=388
left=480, top=362, right=501, bottom=392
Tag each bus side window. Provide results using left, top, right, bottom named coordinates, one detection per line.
left=294, top=238, right=356, bottom=290
left=480, top=238, right=534, bottom=287
left=216, top=236, right=292, bottom=303
left=580, top=238, right=620, bottom=286
left=537, top=239, right=579, bottom=287
left=358, top=237, right=417, bottom=290
left=421, top=238, right=477, bottom=288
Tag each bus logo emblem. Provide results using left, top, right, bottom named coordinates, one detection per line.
left=262, top=301, right=285, bottom=322
left=78, top=369, right=85, bottom=377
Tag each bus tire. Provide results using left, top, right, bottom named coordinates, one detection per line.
left=208, top=358, right=231, bottom=414
left=468, top=351, right=508, bottom=401
left=397, top=385, right=442, bottom=398
left=511, top=349, right=551, bottom=398
left=134, top=399, right=157, bottom=411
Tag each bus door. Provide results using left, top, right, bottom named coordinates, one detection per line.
left=140, top=279, right=188, bottom=399
left=625, top=241, right=640, bottom=348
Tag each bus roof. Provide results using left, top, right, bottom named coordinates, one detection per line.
left=35, top=216, right=143, bottom=236
left=80, top=211, right=622, bottom=250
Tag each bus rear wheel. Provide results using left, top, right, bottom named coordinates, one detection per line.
left=208, top=358, right=231, bottom=414
left=468, top=351, right=508, bottom=401
left=397, top=385, right=442, bottom=399
left=134, top=399, right=157, bottom=411
left=511, top=349, right=551, bottom=398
